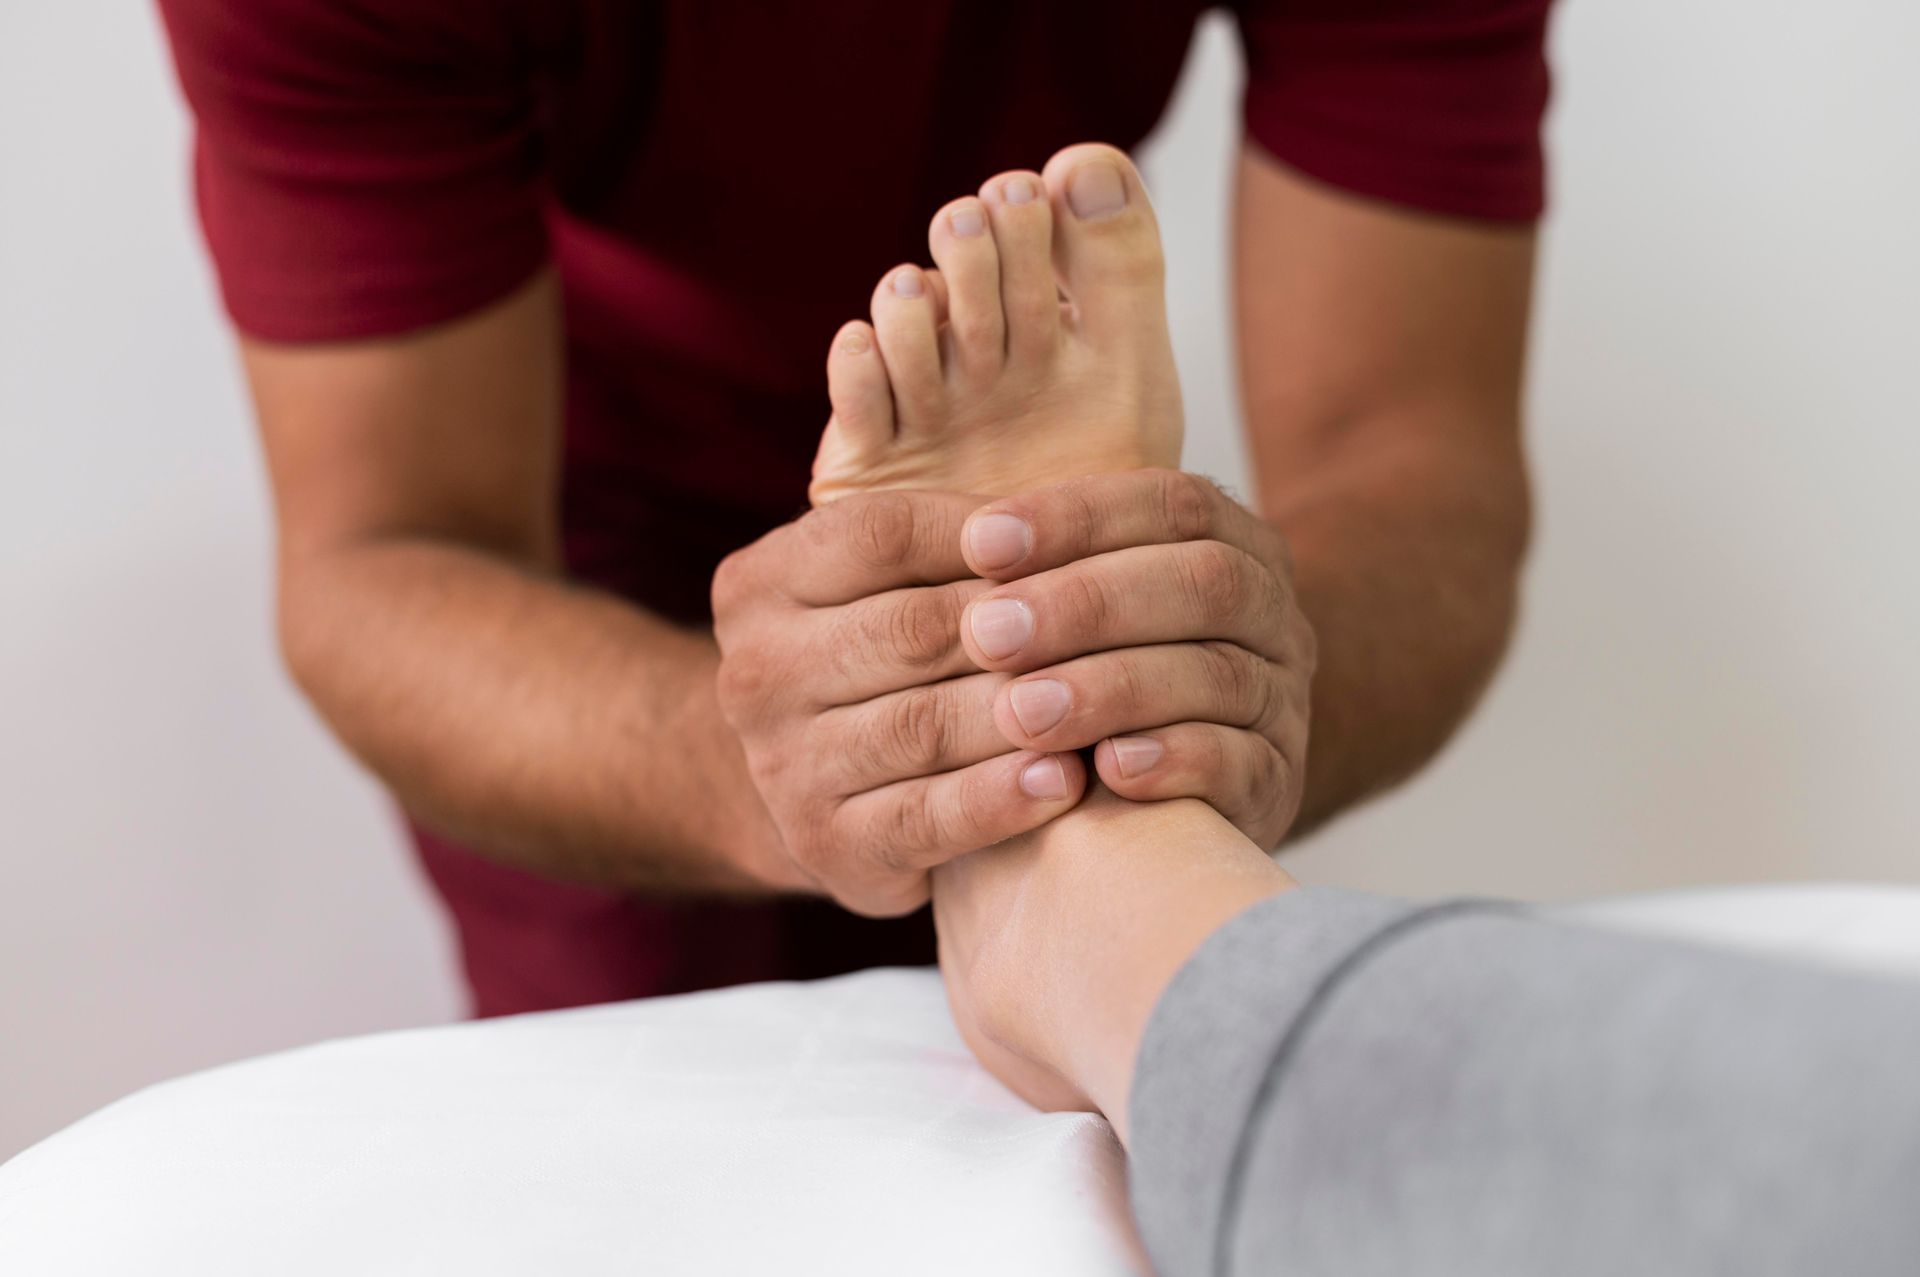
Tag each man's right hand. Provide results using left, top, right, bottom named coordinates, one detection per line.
left=711, top=491, right=1089, bottom=916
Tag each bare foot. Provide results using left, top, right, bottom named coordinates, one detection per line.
left=809, top=144, right=1183, bottom=504
left=808, top=144, right=1285, bottom=1117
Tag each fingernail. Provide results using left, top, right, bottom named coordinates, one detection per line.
left=1003, top=176, right=1037, bottom=205
left=968, top=598, right=1034, bottom=661
left=891, top=268, right=924, bottom=298
left=966, top=513, right=1032, bottom=570
left=1110, top=735, right=1164, bottom=778
left=1067, top=160, right=1127, bottom=220
left=1009, top=679, right=1072, bottom=736
left=950, top=204, right=985, bottom=237
left=1020, top=756, right=1069, bottom=800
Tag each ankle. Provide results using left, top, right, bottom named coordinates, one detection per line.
left=948, top=789, right=1293, bottom=1129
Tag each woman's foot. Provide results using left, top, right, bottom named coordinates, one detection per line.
left=809, top=144, right=1184, bottom=504
left=807, top=143, right=1289, bottom=1122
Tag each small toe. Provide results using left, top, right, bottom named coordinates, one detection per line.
left=812, top=320, right=895, bottom=503
left=979, top=170, right=1060, bottom=365
left=870, top=263, right=945, bottom=430
left=929, top=196, right=1005, bottom=378
left=824, top=320, right=893, bottom=450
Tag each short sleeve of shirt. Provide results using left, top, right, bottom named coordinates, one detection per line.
left=1232, top=0, right=1553, bottom=221
left=156, top=0, right=549, bottom=342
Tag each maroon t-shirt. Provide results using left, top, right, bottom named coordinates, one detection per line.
left=157, top=0, right=1551, bottom=1016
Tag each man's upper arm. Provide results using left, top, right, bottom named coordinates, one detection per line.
left=1225, top=0, right=1551, bottom=509
left=155, top=0, right=564, bottom=554
left=1232, top=148, right=1536, bottom=511
left=244, top=273, right=562, bottom=565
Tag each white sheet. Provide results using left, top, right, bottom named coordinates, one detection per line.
left=3, top=884, right=1917, bottom=1275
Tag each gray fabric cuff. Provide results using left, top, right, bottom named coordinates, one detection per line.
left=1125, top=887, right=1471, bottom=1277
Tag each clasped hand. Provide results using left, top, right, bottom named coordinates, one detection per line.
left=712, top=469, right=1314, bottom=916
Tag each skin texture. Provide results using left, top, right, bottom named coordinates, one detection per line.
left=1232, top=144, right=1535, bottom=827
left=797, top=143, right=1301, bottom=1126
left=718, top=146, right=1314, bottom=914
left=247, top=274, right=793, bottom=894
left=248, top=139, right=1533, bottom=910
left=720, top=143, right=1533, bottom=908
left=933, top=791, right=1295, bottom=1140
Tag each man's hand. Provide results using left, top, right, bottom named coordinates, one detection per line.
left=712, top=471, right=1316, bottom=917
left=957, top=469, right=1315, bottom=851
left=711, top=491, right=1091, bottom=917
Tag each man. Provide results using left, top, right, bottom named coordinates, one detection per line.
left=156, top=0, right=1549, bottom=1015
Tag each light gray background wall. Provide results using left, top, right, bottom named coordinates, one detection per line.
left=3, top=3, right=1915, bottom=1161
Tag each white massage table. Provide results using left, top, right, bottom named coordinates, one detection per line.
left=3, top=884, right=1917, bottom=1275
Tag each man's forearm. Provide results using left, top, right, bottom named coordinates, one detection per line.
left=1265, top=431, right=1529, bottom=833
left=277, top=535, right=792, bottom=893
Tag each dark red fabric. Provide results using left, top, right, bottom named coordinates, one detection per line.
left=157, top=0, right=1551, bottom=1016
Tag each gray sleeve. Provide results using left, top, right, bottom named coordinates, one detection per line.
left=1127, top=888, right=1920, bottom=1277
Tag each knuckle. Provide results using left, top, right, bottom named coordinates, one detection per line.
left=845, top=492, right=923, bottom=572
left=790, top=810, right=839, bottom=877
left=1155, top=470, right=1221, bottom=542
left=1291, top=609, right=1321, bottom=677
left=1181, top=541, right=1252, bottom=625
left=879, top=790, right=943, bottom=860
left=713, top=648, right=769, bottom=719
left=1106, top=651, right=1151, bottom=718
left=1200, top=641, right=1264, bottom=724
left=873, top=686, right=951, bottom=775
left=1245, top=736, right=1287, bottom=803
left=709, top=546, right=760, bottom=625
left=1059, top=568, right=1117, bottom=640
left=883, top=590, right=960, bottom=671
left=1266, top=525, right=1300, bottom=583
left=1059, top=478, right=1107, bottom=559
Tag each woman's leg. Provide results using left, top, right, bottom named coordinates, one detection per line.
left=810, top=144, right=1920, bottom=1277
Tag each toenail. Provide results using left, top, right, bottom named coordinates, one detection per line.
left=966, top=513, right=1032, bottom=570
left=839, top=328, right=871, bottom=354
left=1019, top=756, right=1070, bottom=801
left=1110, top=735, right=1164, bottom=778
left=1009, top=679, right=1072, bottom=736
left=1067, top=160, right=1128, bottom=220
left=1003, top=177, right=1038, bottom=205
left=969, top=597, right=1034, bottom=661
left=950, top=205, right=985, bottom=237
left=891, top=268, right=924, bottom=298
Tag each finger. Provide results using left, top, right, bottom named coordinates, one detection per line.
left=831, top=749, right=1088, bottom=887
left=990, top=641, right=1283, bottom=752
left=815, top=670, right=1014, bottom=790
left=1093, top=724, right=1298, bottom=851
left=959, top=469, right=1283, bottom=582
left=959, top=540, right=1299, bottom=674
left=716, top=490, right=988, bottom=612
left=807, top=578, right=995, bottom=704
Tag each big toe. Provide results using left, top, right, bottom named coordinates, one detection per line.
left=1039, top=144, right=1166, bottom=344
